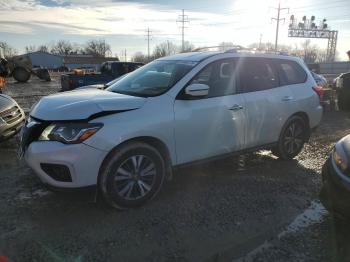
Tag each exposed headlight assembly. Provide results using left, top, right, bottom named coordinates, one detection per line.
left=0, top=117, right=5, bottom=125
left=39, top=123, right=103, bottom=144
left=333, top=146, right=348, bottom=173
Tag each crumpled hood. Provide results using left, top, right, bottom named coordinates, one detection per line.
left=30, top=89, right=147, bottom=121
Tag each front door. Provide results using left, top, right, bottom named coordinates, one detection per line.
left=174, top=59, right=246, bottom=165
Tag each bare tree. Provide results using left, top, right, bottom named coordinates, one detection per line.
left=37, top=45, right=49, bottom=53
left=84, top=39, right=111, bottom=57
left=181, top=41, right=195, bottom=53
left=50, top=40, right=74, bottom=55
left=132, top=52, right=149, bottom=63
left=0, top=42, right=18, bottom=58
left=25, top=45, right=36, bottom=53
left=153, top=41, right=179, bottom=59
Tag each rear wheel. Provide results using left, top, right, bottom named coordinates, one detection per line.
left=12, top=67, right=31, bottom=83
left=272, top=116, right=308, bottom=160
left=99, top=142, right=166, bottom=209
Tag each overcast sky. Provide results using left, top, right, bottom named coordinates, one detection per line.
left=0, top=0, right=349, bottom=60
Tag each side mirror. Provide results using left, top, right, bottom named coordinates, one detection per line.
left=185, top=83, right=209, bottom=97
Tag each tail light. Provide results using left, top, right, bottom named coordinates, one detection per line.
left=312, top=86, right=324, bottom=102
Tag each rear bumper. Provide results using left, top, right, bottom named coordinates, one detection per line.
left=320, top=157, right=350, bottom=217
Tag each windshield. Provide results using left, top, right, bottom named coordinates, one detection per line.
left=106, top=60, right=197, bottom=97
left=105, top=75, right=128, bottom=87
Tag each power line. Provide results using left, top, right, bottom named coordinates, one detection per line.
left=271, top=2, right=289, bottom=51
left=177, top=9, right=189, bottom=52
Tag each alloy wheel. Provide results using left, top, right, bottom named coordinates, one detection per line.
left=114, top=155, right=156, bottom=200
left=283, top=121, right=305, bottom=155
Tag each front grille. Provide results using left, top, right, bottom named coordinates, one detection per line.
left=19, top=118, right=49, bottom=156
left=41, top=163, right=72, bottom=182
left=0, top=106, right=23, bottom=124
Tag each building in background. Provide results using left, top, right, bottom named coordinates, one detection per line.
left=27, top=51, right=63, bottom=69
left=25, top=51, right=119, bottom=71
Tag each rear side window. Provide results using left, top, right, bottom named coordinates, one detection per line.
left=239, top=58, right=278, bottom=93
left=277, top=60, right=307, bottom=85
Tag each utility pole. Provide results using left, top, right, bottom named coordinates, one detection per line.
left=177, top=9, right=189, bottom=52
left=259, top=34, right=263, bottom=50
left=121, top=49, right=127, bottom=62
left=271, top=2, right=289, bottom=51
left=145, top=28, right=152, bottom=61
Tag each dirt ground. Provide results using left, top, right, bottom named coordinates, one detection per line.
left=1, top=77, right=350, bottom=262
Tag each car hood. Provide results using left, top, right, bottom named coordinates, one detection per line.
left=30, top=89, right=147, bottom=121
left=77, top=84, right=105, bottom=90
left=0, top=94, right=16, bottom=110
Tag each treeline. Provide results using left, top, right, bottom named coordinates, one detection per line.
left=131, top=41, right=195, bottom=63
left=24, top=39, right=112, bottom=57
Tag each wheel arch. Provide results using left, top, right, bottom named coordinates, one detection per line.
left=285, top=111, right=311, bottom=141
left=98, top=136, right=173, bottom=184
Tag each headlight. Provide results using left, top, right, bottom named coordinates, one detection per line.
left=39, top=123, right=103, bottom=144
left=0, top=117, right=5, bottom=125
left=333, top=148, right=348, bottom=173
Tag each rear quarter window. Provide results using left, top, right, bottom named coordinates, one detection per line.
left=277, top=60, right=307, bottom=86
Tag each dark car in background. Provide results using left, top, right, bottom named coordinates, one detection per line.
left=320, top=134, right=350, bottom=218
left=60, top=61, right=144, bottom=91
left=0, top=94, right=25, bottom=141
left=333, top=72, right=350, bottom=111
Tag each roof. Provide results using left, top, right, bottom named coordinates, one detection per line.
left=63, top=55, right=119, bottom=65
left=157, top=50, right=298, bottom=63
left=25, top=51, right=62, bottom=58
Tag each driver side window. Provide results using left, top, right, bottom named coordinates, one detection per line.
left=189, top=59, right=237, bottom=98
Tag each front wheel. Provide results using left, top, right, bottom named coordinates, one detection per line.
left=99, top=142, right=166, bottom=209
left=272, top=116, right=308, bottom=160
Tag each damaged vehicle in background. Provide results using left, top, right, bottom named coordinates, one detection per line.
left=320, top=134, right=350, bottom=219
left=0, top=94, right=25, bottom=142
left=61, top=61, right=144, bottom=91
left=21, top=50, right=323, bottom=209
left=77, top=74, right=128, bottom=90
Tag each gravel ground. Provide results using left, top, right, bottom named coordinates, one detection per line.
left=0, top=77, right=350, bottom=262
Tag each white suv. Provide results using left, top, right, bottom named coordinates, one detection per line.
left=21, top=51, right=323, bottom=208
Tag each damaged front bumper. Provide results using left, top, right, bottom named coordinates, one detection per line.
left=320, top=157, right=350, bottom=218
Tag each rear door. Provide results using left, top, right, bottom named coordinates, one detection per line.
left=238, top=57, right=294, bottom=148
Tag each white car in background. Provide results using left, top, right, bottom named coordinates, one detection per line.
left=21, top=51, right=323, bottom=209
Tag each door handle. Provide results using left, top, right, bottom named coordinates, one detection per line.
left=229, top=104, right=244, bottom=111
left=282, top=96, right=293, bottom=102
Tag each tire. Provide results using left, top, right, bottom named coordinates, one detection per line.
left=12, top=67, right=31, bottom=83
left=99, top=142, right=166, bottom=209
left=272, top=116, right=308, bottom=160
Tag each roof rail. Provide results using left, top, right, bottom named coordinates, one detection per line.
left=192, top=45, right=245, bottom=52
left=191, top=46, right=290, bottom=56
